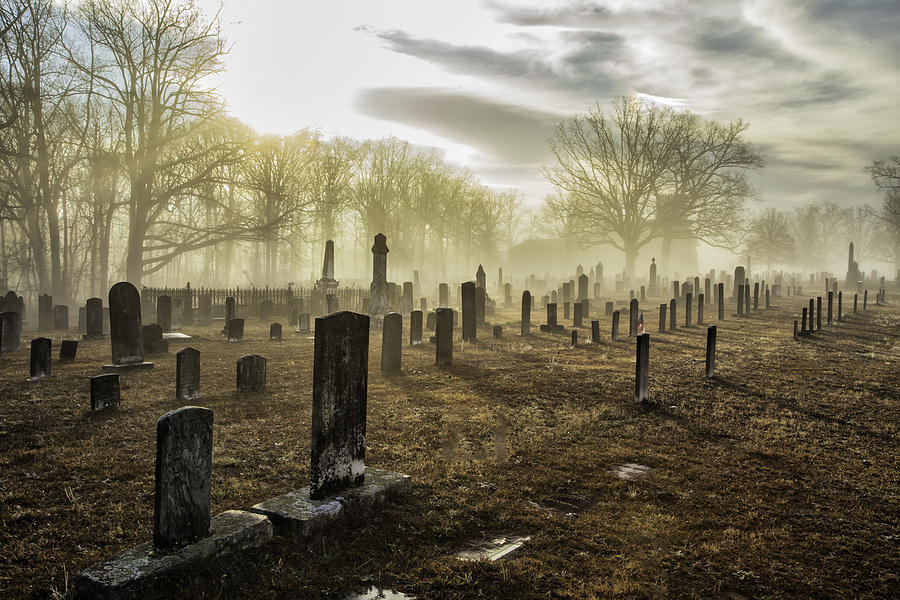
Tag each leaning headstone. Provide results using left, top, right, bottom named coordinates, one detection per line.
left=635, top=333, right=649, bottom=402
left=176, top=347, right=201, bottom=401
left=0, top=311, right=21, bottom=352
left=410, top=310, right=423, bottom=345
left=237, top=355, right=266, bottom=392
left=705, top=326, right=716, bottom=378
left=54, top=305, right=69, bottom=330
left=143, top=324, right=169, bottom=354
left=84, top=297, right=104, bottom=339
left=107, top=282, right=152, bottom=370
left=461, top=282, right=476, bottom=342
left=435, top=308, right=453, bottom=366
left=30, top=337, right=51, bottom=380
left=611, top=310, right=620, bottom=341
left=269, top=323, right=282, bottom=340
left=381, top=312, right=402, bottom=374
left=227, top=318, right=244, bottom=342
left=521, top=291, right=531, bottom=335
left=157, top=295, right=173, bottom=332
left=59, top=340, right=78, bottom=362
left=90, top=373, right=120, bottom=411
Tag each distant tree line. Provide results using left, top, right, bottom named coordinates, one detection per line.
left=0, top=0, right=525, bottom=302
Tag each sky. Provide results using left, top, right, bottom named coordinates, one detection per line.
left=196, top=0, right=900, bottom=209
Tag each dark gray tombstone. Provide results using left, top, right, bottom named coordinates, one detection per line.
left=225, top=296, right=236, bottom=326
left=54, top=305, right=69, bottom=330
left=435, top=308, right=453, bottom=366
left=310, top=311, right=369, bottom=499
left=521, top=291, right=531, bottom=335
left=640, top=285, right=646, bottom=302
left=176, top=347, right=201, bottom=401
left=299, top=313, right=311, bottom=333
left=705, top=325, right=716, bottom=378
left=461, top=282, right=476, bottom=341
left=573, top=302, right=583, bottom=327
left=685, top=293, right=692, bottom=327
left=236, top=354, right=266, bottom=392
left=578, top=274, right=589, bottom=300
left=801, top=307, right=808, bottom=333
left=705, top=278, right=711, bottom=304
left=227, top=318, right=244, bottom=342
left=143, top=324, right=168, bottom=354
left=635, top=333, right=649, bottom=402
left=753, top=282, right=760, bottom=310
left=59, top=340, right=78, bottom=362
left=580, top=299, right=590, bottom=320
left=669, top=299, right=677, bottom=330
left=733, top=266, right=745, bottom=300
left=563, top=301, right=570, bottom=320
left=547, top=302, right=558, bottom=327
left=827, top=291, right=833, bottom=325
left=605, top=301, right=613, bottom=316
left=737, top=284, right=744, bottom=316
left=410, top=310, right=423, bottom=345
left=475, top=286, right=486, bottom=324
left=439, top=283, right=449, bottom=307
left=658, top=304, right=667, bottom=332
left=717, top=283, right=725, bottom=320
left=808, top=299, right=815, bottom=331
left=0, top=311, right=21, bottom=351
left=30, top=337, right=51, bottom=380
left=90, top=373, right=120, bottom=411
left=765, top=287, right=770, bottom=309
left=853, top=293, right=858, bottom=313
left=493, top=325, right=503, bottom=338
left=269, top=323, right=282, bottom=341
left=816, top=296, right=822, bottom=330
left=153, top=406, right=213, bottom=549
left=611, top=310, right=620, bottom=341
left=504, top=283, right=512, bottom=306
left=381, top=312, right=402, bottom=374
left=85, top=298, right=103, bottom=339
left=39, top=294, right=52, bottom=331
left=628, top=299, right=639, bottom=336
left=476, top=264, right=486, bottom=289
left=698, top=294, right=704, bottom=324
left=157, top=295, right=173, bottom=332
left=838, top=291, right=843, bottom=321
left=794, top=320, right=798, bottom=340
left=571, top=330, right=578, bottom=347
left=108, top=282, right=149, bottom=368
left=590, top=320, right=600, bottom=343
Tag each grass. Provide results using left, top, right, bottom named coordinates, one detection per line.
left=0, top=294, right=898, bottom=599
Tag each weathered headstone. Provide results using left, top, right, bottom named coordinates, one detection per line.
left=157, top=296, right=173, bottom=332
left=153, top=406, right=213, bottom=548
left=30, top=337, right=51, bottom=380
left=225, top=296, right=236, bottom=325
left=816, top=296, right=822, bottom=330
left=107, top=282, right=151, bottom=369
left=605, top=301, right=613, bottom=316
left=475, top=286, right=486, bottom=323
left=698, top=294, right=704, bottom=324
left=628, top=299, right=638, bottom=336
left=410, top=310, right=423, bottom=345
left=717, top=283, right=725, bottom=320
left=808, top=299, right=815, bottom=331
left=853, top=293, right=858, bottom=314
left=705, top=325, right=716, bottom=378
left=461, top=282, right=476, bottom=342
left=310, top=311, right=369, bottom=499
left=521, top=291, right=531, bottom=335
left=578, top=274, right=588, bottom=301
left=227, top=318, right=244, bottom=342
left=371, top=235, right=391, bottom=322
left=476, top=264, right=486, bottom=290
left=669, top=299, right=677, bottom=330
left=737, top=284, right=744, bottom=316
left=801, top=307, right=808, bottom=333
left=838, top=291, right=843, bottom=321
left=827, top=292, right=833, bottom=325
left=426, top=311, right=436, bottom=331
left=85, top=298, right=103, bottom=339
left=59, top=340, right=78, bottom=362
left=381, top=312, right=402, bottom=374
left=174, top=347, right=201, bottom=401
left=635, top=333, right=649, bottom=402
left=493, top=325, right=503, bottom=339
left=269, top=323, right=282, bottom=340
left=0, top=311, right=21, bottom=352
left=591, top=320, right=600, bottom=343
left=299, top=313, right=311, bottom=333
left=571, top=330, right=578, bottom=347
left=90, top=373, right=120, bottom=411
left=573, top=302, right=583, bottom=327
left=54, top=305, right=69, bottom=331
left=435, top=308, right=453, bottom=366
left=612, top=310, right=620, bottom=341
left=143, top=324, right=169, bottom=354
left=236, top=355, right=266, bottom=392
left=753, top=282, right=760, bottom=310
left=733, top=266, right=745, bottom=300
left=658, top=304, right=666, bottom=332
left=685, top=293, right=692, bottom=327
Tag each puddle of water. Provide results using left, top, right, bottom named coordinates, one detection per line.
left=344, top=587, right=414, bottom=600
left=455, top=535, right=531, bottom=562
left=613, top=463, right=652, bottom=480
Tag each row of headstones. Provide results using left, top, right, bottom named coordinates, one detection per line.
left=793, top=290, right=869, bottom=338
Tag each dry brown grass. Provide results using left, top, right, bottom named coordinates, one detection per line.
left=0, top=295, right=898, bottom=599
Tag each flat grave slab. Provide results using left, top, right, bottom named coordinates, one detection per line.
left=162, top=332, right=192, bottom=340
left=455, top=534, right=531, bottom=562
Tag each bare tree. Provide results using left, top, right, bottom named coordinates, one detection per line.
left=746, top=208, right=794, bottom=268
left=866, top=157, right=900, bottom=272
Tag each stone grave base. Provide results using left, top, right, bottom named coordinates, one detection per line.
left=102, top=361, right=155, bottom=372
left=74, top=510, right=272, bottom=600
left=251, top=467, right=410, bottom=537
left=539, top=324, right=566, bottom=333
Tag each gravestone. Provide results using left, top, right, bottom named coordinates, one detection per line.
left=838, top=291, right=843, bottom=321
left=591, top=320, right=600, bottom=343
left=475, top=287, right=486, bottom=324
left=801, top=307, right=808, bottom=333
left=402, top=282, right=413, bottom=314
left=816, top=296, right=822, bottom=330
left=227, top=318, right=244, bottom=342
left=605, top=301, right=613, bottom=316
left=578, top=274, right=588, bottom=300
left=493, top=325, right=503, bottom=339
left=91, top=373, right=120, bottom=411
left=269, top=323, right=282, bottom=340
left=54, top=305, right=69, bottom=330
left=571, top=330, right=578, bottom=347
left=461, top=282, right=476, bottom=341
left=143, top=324, right=168, bottom=354
left=521, top=291, right=531, bottom=335
left=59, top=340, right=78, bottom=362
left=410, top=310, right=423, bottom=345
left=685, top=293, right=692, bottom=327
left=640, top=286, right=646, bottom=302
left=705, top=326, right=717, bottom=378
left=808, top=299, right=815, bottom=331
left=439, top=283, right=449, bottom=307
left=30, top=337, right=51, bottom=380
left=581, top=299, right=590, bottom=319
left=85, top=298, right=103, bottom=339
left=299, top=313, right=311, bottom=333
left=435, top=308, right=453, bottom=366
left=611, top=310, right=620, bottom=341
left=635, top=333, right=649, bottom=402
left=698, top=294, right=704, bottom=324
left=753, top=282, right=760, bottom=310
left=237, top=355, right=266, bottom=392
left=157, top=296, right=173, bottom=332
left=225, top=296, right=236, bottom=326
left=827, top=291, right=833, bottom=325
left=381, top=312, right=402, bottom=374
left=658, top=304, right=666, bottom=332
left=733, top=266, right=745, bottom=300
left=629, top=299, right=638, bottom=336
left=107, top=282, right=152, bottom=370
left=563, top=301, right=570, bottom=320
left=0, top=311, right=21, bottom=351
left=310, top=312, right=369, bottom=499
left=504, top=283, right=512, bottom=306
left=176, top=348, right=201, bottom=401
left=476, top=264, right=486, bottom=290
left=669, top=299, right=677, bottom=330
left=853, top=293, right=858, bottom=313
left=573, top=302, right=583, bottom=327
left=39, top=294, right=52, bottom=331
left=705, top=278, right=711, bottom=304
left=426, top=311, right=435, bottom=331
left=737, top=284, right=744, bottom=316
left=154, top=406, right=213, bottom=549
left=717, top=283, right=725, bottom=320
left=765, top=288, right=770, bottom=309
